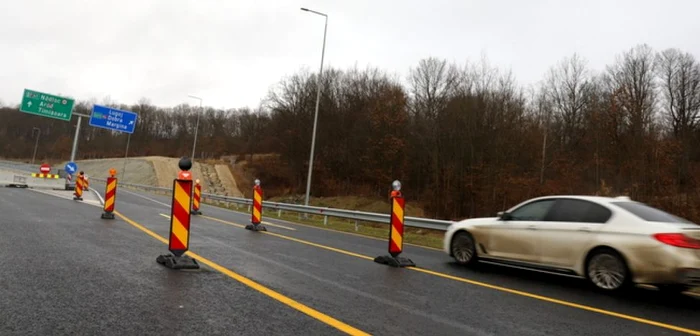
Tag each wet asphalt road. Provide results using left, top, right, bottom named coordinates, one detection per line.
left=0, top=187, right=336, bottom=336
left=2, top=184, right=699, bottom=336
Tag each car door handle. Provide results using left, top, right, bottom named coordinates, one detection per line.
left=578, top=227, right=591, bottom=232
left=527, top=225, right=537, bottom=230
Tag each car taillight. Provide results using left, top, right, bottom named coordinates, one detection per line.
left=653, top=233, right=700, bottom=249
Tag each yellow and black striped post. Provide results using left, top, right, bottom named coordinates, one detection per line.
left=374, top=180, right=415, bottom=267
left=156, top=157, right=200, bottom=270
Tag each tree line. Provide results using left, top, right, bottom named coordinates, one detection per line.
left=1, top=43, right=699, bottom=221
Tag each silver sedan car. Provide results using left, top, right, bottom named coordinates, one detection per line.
left=443, top=195, right=700, bottom=293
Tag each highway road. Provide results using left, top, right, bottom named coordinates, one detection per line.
left=2, top=182, right=699, bottom=336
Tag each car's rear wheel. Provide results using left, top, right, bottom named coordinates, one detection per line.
left=586, top=248, right=630, bottom=292
left=451, top=231, right=477, bottom=265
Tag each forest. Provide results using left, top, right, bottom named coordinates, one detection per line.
left=1, top=43, right=699, bottom=221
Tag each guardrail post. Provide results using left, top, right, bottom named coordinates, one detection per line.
left=245, top=179, right=267, bottom=231
left=374, top=180, right=415, bottom=267
left=157, top=157, right=199, bottom=270
left=101, top=169, right=118, bottom=220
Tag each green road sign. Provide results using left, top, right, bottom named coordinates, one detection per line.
left=19, top=89, right=75, bottom=121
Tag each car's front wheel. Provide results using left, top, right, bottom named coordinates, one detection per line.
left=586, top=248, right=630, bottom=292
left=451, top=231, right=477, bottom=265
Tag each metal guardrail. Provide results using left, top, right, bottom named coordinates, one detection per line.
left=90, top=177, right=455, bottom=231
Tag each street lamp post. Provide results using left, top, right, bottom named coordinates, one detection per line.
left=301, top=7, right=328, bottom=208
left=188, top=95, right=203, bottom=162
left=31, top=127, right=41, bottom=165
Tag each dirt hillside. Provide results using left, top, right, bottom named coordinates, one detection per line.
left=60, top=156, right=242, bottom=196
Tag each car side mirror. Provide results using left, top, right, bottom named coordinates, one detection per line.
left=498, top=211, right=513, bottom=220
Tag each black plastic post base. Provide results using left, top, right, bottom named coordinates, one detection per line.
left=374, top=255, right=416, bottom=268
left=191, top=210, right=202, bottom=215
left=101, top=212, right=115, bottom=219
left=156, top=254, right=200, bottom=270
left=73, top=196, right=83, bottom=201
left=245, top=223, right=267, bottom=231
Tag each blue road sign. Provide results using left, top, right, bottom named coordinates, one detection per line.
left=89, top=104, right=137, bottom=134
left=65, top=161, right=77, bottom=174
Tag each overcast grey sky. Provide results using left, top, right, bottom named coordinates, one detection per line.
left=1, top=0, right=698, bottom=110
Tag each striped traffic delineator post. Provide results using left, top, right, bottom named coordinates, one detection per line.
left=245, top=179, right=267, bottom=231
left=73, top=172, right=84, bottom=201
left=156, top=157, right=199, bottom=270
left=101, top=169, right=118, bottom=219
left=191, top=179, right=202, bottom=215
left=374, top=180, right=416, bottom=267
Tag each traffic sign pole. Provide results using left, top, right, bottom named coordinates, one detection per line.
left=122, top=133, right=130, bottom=181
left=70, top=116, right=82, bottom=163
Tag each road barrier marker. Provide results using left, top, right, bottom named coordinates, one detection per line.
left=374, top=180, right=415, bottom=267
left=73, top=171, right=84, bottom=201
left=192, top=179, right=202, bottom=215
left=101, top=169, right=117, bottom=219
left=245, top=178, right=267, bottom=231
left=156, top=157, right=199, bottom=270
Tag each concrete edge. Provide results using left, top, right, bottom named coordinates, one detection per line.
left=91, top=187, right=105, bottom=205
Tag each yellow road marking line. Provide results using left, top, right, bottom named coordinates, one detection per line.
left=114, top=211, right=369, bottom=336
left=200, top=215, right=700, bottom=336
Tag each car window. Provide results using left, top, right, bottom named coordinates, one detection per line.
left=611, top=201, right=697, bottom=224
left=509, top=200, right=556, bottom=221
left=545, top=199, right=612, bottom=223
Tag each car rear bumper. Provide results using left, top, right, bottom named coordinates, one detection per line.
left=628, top=246, right=700, bottom=286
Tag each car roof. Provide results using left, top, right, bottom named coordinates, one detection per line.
left=526, top=195, right=633, bottom=205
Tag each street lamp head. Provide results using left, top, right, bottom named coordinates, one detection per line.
left=300, top=7, right=327, bottom=16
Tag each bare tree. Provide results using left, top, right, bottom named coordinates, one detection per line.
left=545, top=53, right=593, bottom=147
left=656, top=48, right=700, bottom=189
left=407, top=57, right=460, bottom=118
left=656, top=48, right=700, bottom=138
left=604, top=44, right=658, bottom=138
